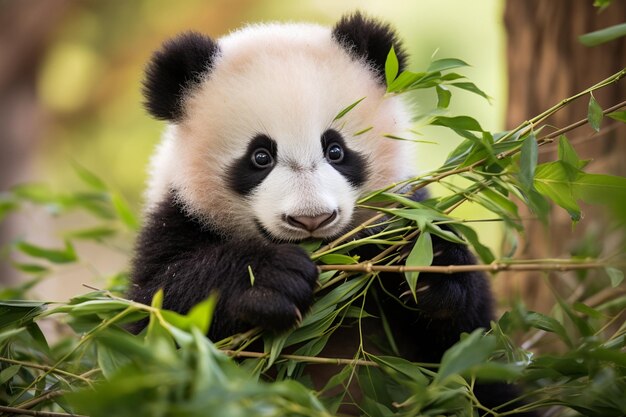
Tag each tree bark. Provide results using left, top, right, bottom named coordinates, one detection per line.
left=501, top=0, right=626, bottom=312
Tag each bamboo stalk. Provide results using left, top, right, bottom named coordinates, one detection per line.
left=318, top=260, right=626, bottom=274
left=0, top=405, right=86, bottom=417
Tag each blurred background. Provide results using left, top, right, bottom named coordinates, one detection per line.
left=1, top=1, right=624, bottom=314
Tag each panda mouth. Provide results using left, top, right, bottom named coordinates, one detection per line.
left=253, top=215, right=345, bottom=243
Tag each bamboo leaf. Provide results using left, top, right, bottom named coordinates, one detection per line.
left=588, top=95, right=603, bottom=132
left=384, top=46, right=399, bottom=87
left=431, top=115, right=483, bottom=132
left=451, top=223, right=495, bottom=264
left=65, top=226, right=117, bottom=241
left=111, top=192, right=139, bottom=230
left=525, top=311, right=572, bottom=346
left=605, top=267, right=624, bottom=287
left=435, top=329, right=495, bottom=383
left=533, top=161, right=582, bottom=221
left=72, top=162, right=108, bottom=191
left=579, top=23, right=626, bottom=46
left=334, top=97, right=366, bottom=121
left=427, top=58, right=469, bottom=73
left=15, top=240, right=77, bottom=264
left=519, top=132, right=538, bottom=190
left=607, top=110, right=626, bottom=123
left=0, top=365, right=21, bottom=384
left=318, top=254, right=358, bottom=265
left=404, top=232, right=433, bottom=299
left=450, top=82, right=491, bottom=102
left=436, top=85, right=451, bottom=108
left=558, top=135, right=586, bottom=169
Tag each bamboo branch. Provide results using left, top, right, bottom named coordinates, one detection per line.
left=314, top=71, right=625, bottom=257
left=0, top=405, right=86, bottom=417
left=0, top=357, right=92, bottom=385
left=318, top=260, right=626, bottom=274
left=223, top=349, right=377, bottom=367
left=14, top=391, right=68, bottom=412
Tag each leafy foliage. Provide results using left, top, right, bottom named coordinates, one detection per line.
left=1, top=55, right=625, bottom=417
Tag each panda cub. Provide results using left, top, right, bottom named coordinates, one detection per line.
left=130, top=12, right=527, bottom=414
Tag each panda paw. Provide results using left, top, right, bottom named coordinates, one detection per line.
left=400, top=239, right=487, bottom=319
left=236, top=244, right=318, bottom=332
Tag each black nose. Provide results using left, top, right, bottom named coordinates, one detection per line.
left=285, top=211, right=337, bottom=232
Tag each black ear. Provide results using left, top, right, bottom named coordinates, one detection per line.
left=332, top=12, right=407, bottom=85
left=143, top=32, right=220, bottom=121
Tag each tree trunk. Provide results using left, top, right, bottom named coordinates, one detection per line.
left=500, top=0, right=626, bottom=312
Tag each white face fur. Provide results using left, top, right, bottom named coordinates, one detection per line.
left=145, top=22, right=416, bottom=242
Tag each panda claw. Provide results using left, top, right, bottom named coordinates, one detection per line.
left=294, top=307, right=303, bottom=325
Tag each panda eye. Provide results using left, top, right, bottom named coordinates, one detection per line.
left=251, top=148, right=274, bottom=169
left=325, top=143, right=344, bottom=163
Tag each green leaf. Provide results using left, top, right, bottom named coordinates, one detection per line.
left=151, top=289, right=164, bottom=309
left=318, top=254, right=358, bottom=265
left=354, top=126, right=373, bottom=136
left=384, top=46, right=399, bottom=87
left=450, top=82, right=491, bottom=102
left=607, top=110, right=626, bottom=123
left=248, top=265, right=255, bottom=286
left=579, top=22, right=626, bottom=46
left=431, top=115, right=483, bottom=132
left=65, top=226, right=117, bottom=241
left=533, top=161, right=581, bottom=221
left=72, top=162, right=108, bottom=191
left=15, top=240, right=77, bottom=264
left=436, top=85, right=451, bottom=108
left=558, top=135, right=586, bottom=169
left=0, top=365, right=21, bottom=384
left=387, top=71, right=424, bottom=93
left=185, top=294, right=216, bottom=334
left=435, top=329, right=495, bottom=383
left=111, top=192, right=139, bottom=230
left=588, top=95, right=603, bottom=132
left=0, top=197, right=18, bottom=222
left=605, top=267, right=624, bottom=287
left=467, top=362, right=525, bottom=381
left=369, top=355, right=428, bottom=385
left=573, top=302, right=603, bottom=319
left=525, top=311, right=571, bottom=346
left=0, top=300, right=46, bottom=331
left=427, top=58, right=469, bottom=73
left=452, top=223, right=495, bottom=264
left=334, top=97, right=366, bottom=121
left=97, top=342, right=131, bottom=379
left=569, top=172, right=626, bottom=219
left=519, top=132, right=538, bottom=190
left=404, top=232, right=433, bottom=300
left=12, top=263, right=49, bottom=274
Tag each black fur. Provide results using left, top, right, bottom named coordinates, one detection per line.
left=143, top=32, right=220, bottom=121
left=332, top=12, right=408, bottom=84
left=226, top=134, right=278, bottom=196
left=128, top=196, right=318, bottom=339
left=321, top=129, right=369, bottom=187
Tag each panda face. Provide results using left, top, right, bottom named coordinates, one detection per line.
left=225, top=128, right=367, bottom=241
left=143, top=18, right=416, bottom=241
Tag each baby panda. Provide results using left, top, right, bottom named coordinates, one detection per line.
left=129, top=13, right=533, bottom=416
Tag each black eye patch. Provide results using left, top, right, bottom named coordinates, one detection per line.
left=321, top=129, right=369, bottom=187
left=226, top=134, right=277, bottom=195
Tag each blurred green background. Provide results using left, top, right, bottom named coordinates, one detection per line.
left=1, top=0, right=506, bottom=299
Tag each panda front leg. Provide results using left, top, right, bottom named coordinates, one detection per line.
left=404, top=234, right=495, bottom=362
left=389, top=237, right=537, bottom=416
left=130, top=238, right=318, bottom=341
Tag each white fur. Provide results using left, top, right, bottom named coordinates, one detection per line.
left=145, top=22, right=416, bottom=240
